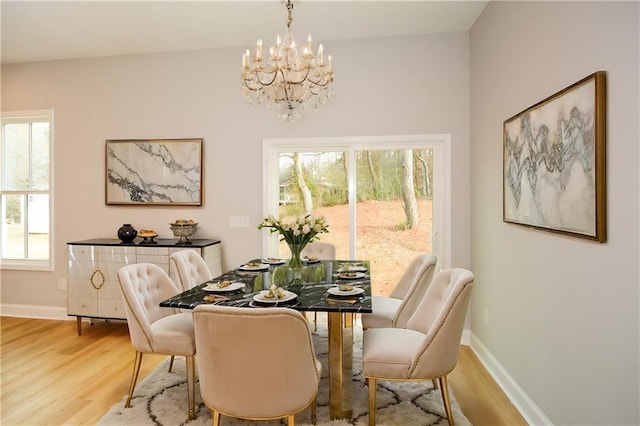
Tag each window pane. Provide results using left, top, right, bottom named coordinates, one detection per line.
left=28, top=194, right=49, bottom=259
left=31, top=122, right=50, bottom=190
left=277, top=151, right=348, bottom=259
left=1, top=194, right=25, bottom=258
left=355, top=149, right=433, bottom=296
left=2, top=123, right=30, bottom=190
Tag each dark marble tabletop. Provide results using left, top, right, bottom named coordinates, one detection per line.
left=160, top=259, right=373, bottom=314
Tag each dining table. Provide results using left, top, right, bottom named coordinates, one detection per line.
left=159, top=258, right=373, bottom=420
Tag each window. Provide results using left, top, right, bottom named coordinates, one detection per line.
left=1, top=110, right=53, bottom=270
left=263, top=135, right=451, bottom=296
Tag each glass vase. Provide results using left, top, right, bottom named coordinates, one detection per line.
left=287, top=242, right=307, bottom=283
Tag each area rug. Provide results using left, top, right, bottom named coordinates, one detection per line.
left=98, top=316, right=470, bottom=426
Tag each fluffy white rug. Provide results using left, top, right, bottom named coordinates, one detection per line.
left=98, top=317, right=470, bottom=426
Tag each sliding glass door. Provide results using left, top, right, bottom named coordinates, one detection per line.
left=263, top=135, right=450, bottom=296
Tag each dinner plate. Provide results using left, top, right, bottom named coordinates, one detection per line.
left=249, top=300, right=300, bottom=308
left=240, top=263, right=269, bottom=271
left=203, top=294, right=229, bottom=303
left=327, top=287, right=365, bottom=296
left=203, top=281, right=245, bottom=292
left=340, top=265, right=368, bottom=273
left=253, top=290, right=297, bottom=304
left=303, top=257, right=321, bottom=264
left=263, top=258, right=286, bottom=265
left=337, top=272, right=367, bottom=280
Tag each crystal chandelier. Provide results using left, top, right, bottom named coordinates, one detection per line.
left=241, top=0, right=335, bottom=123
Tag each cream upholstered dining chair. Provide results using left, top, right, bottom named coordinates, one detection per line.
left=361, top=253, right=438, bottom=330
left=117, top=263, right=197, bottom=420
left=170, top=249, right=213, bottom=291
left=362, top=268, right=474, bottom=426
left=302, top=241, right=336, bottom=329
left=193, top=305, right=322, bottom=426
left=301, top=241, right=336, bottom=260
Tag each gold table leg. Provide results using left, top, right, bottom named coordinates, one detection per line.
left=328, top=311, right=353, bottom=419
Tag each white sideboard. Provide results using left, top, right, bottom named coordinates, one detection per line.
left=67, top=238, right=222, bottom=335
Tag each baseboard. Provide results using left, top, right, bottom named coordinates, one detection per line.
left=461, top=328, right=471, bottom=345
left=470, top=332, right=552, bottom=426
left=0, top=303, right=72, bottom=321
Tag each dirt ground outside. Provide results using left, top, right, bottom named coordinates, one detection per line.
left=314, top=199, right=433, bottom=296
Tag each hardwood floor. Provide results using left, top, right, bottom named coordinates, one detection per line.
left=449, top=346, right=527, bottom=425
left=1, top=316, right=527, bottom=425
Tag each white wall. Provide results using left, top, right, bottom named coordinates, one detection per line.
left=470, top=2, right=639, bottom=425
left=0, top=33, right=472, bottom=312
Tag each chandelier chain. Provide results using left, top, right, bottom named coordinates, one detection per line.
left=285, top=0, right=293, bottom=28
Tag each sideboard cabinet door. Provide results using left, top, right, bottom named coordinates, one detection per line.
left=67, top=245, right=99, bottom=318
left=96, top=246, right=134, bottom=319
left=137, top=246, right=170, bottom=274
left=202, top=243, right=222, bottom=277
left=67, top=245, right=135, bottom=334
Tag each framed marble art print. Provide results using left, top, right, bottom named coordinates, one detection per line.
left=105, top=138, right=203, bottom=206
left=503, top=71, right=606, bottom=242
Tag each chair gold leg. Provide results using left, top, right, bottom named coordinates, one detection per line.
left=439, top=375, right=455, bottom=425
left=168, top=355, right=175, bottom=372
left=367, top=377, right=377, bottom=426
left=212, top=410, right=221, bottom=426
left=186, top=355, right=196, bottom=420
left=311, top=395, right=317, bottom=425
left=287, top=413, right=295, bottom=425
left=304, top=312, right=317, bottom=332
left=125, top=351, right=143, bottom=408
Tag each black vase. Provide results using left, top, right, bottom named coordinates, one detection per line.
left=117, top=224, right=137, bottom=243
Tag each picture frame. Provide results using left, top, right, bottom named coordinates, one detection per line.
left=503, top=71, right=606, bottom=242
left=105, top=138, right=203, bottom=206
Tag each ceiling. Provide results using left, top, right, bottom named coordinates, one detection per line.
left=1, top=1, right=488, bottom=65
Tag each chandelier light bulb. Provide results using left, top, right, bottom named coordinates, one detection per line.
left=256, top=39, right=263, bottom=61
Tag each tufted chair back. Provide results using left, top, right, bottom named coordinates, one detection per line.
left=390, top=253, right=437, bottom=300
left=405, top=268, right=474, bottom=378
left=362, top=253, right=437, bottom=330
left=117, top=263, right=181, bottom=353
left=392, top=254, right=438, bottom=328
left=193, top=305, right=322, bottom=424
left=301, top=242, right=336, bottom=260
left=170, top=249, right=213, bottom=291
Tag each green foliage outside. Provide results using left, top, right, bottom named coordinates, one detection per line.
left=278, top=149, right=433, bottom=215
